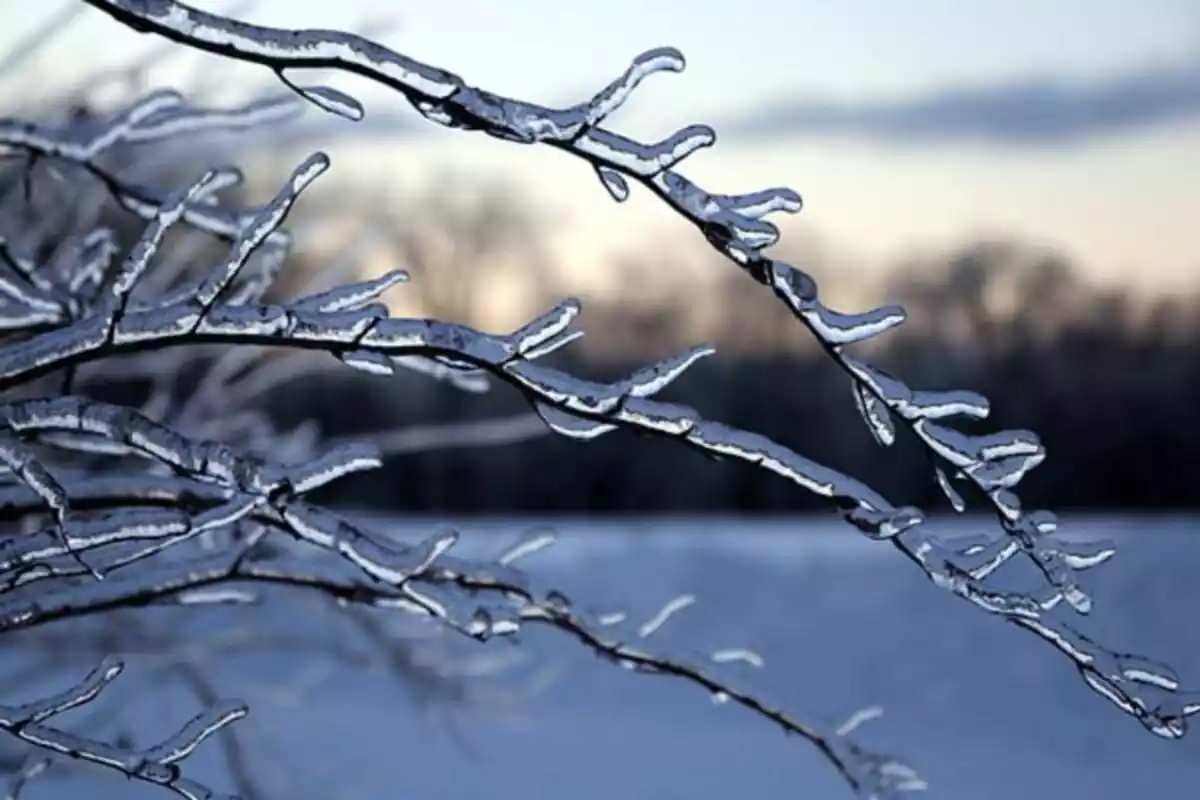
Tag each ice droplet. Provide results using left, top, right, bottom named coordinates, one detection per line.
left=595, top=166, right=630, bottom=202
left=639, top=593, right=695, bottom=638
left=935, top=466, right=967, bottom=512
left=534, top=402, right=617, bottom=439
left=497, top=530, right=556, bottom=566
left=853, top=382, right=895, bottom=446
left=711, top=648, right=764, bottom=668
left=290, top=83, right=365, bottom=121
left=836, top=705, right=883, bottom=737
left=544, top=590, right=572, bottom=613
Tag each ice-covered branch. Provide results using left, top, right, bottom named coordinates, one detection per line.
left=0, top=519, right=920, bottom=797
left=0, top=258, right=918, bottom=796
left=0, top=658, right=243, bottom=799
left=0, top=5, right=1189, bottom=797
left=0, top=258, right=899, bottom=528
left=0, top=89, right=302, bottom=247
left=73, top=0, right=1199, bottom=737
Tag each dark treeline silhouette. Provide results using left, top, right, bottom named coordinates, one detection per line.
left=171, top=240, right=1196, bottom=514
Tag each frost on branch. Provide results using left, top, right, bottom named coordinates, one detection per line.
left=0, top=60, right=922, bottom=800
left=0, top=2, right=1192, bottom=796
left=0, top=657, right=244, bottom=799
left=70, top=0, right=1200, bottom=743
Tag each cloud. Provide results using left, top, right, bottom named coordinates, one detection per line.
left=715, top=60, right=1200, bottom=146
left=215, top=59, right=1200, bottom=152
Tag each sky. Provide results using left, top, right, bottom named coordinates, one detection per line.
left=4, top=0, right=1200, bottom=298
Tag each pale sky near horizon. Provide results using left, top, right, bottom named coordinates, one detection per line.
left=4, top=0, right=1200, bottom=299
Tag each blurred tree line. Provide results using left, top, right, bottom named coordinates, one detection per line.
left=262, top=238, right=1200, bottom=514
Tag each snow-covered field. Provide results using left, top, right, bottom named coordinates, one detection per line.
left=8, top=514, right=1200, bottom=799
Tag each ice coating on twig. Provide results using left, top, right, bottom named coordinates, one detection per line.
left=73, top=1, right=1120, bottom=651
left=0, top=90, right=299, bottom=248
left=639, top=593, right=695, bottom=638
left=711, top=648, right=765, bottom=668
left=0, top=658, right=242, bottom=799
left=281, top=81, right=365, bottom=122
left=0, top=3, right=1186, bottom=794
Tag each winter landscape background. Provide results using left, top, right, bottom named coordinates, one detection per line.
left=7, top=514, right=1199, bottom=799
left=1, top=1, right=1198, bottom=798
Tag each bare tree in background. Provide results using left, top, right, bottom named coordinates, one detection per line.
left=0, top=1, right=1195, bottom=797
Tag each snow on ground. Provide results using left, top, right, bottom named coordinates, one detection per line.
left=7, top=514, right=1200, bottom=799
